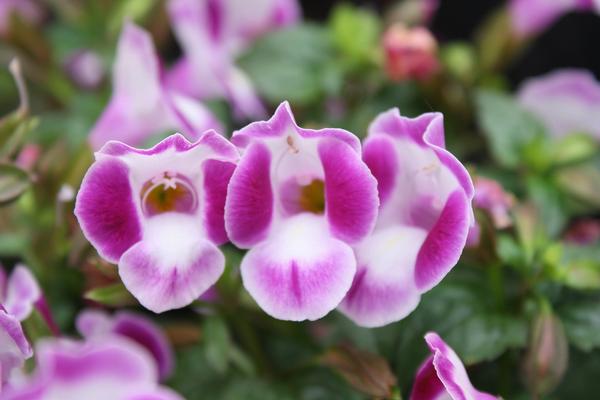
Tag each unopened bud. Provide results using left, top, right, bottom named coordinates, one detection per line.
left=523, top=310, right=569, bottom=397
left=383, top=23, right=439, bottom=82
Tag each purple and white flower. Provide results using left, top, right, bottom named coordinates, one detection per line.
left=0, top=265, right=41, bottom=322
left=0, top=308, right=32, bottom=390
left=225, top=102, right=379, bottom=321
left=89, top=22, right=221, bottom=150
left=338, top=110, right=474, bottom=328
left=76, top=310, right=174, bottom=380
left=166, top=0, right=300, bottom=119
left=75, top=132, right=238, bottom=313
left=410, top=332, right=497, bottom=400
left=517, top=69, right=600, bottom=140
left=509, top=0, right=600, bottom=36
left=2, top=337, right=182, bottom=400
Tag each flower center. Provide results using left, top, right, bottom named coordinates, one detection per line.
left=280, top=177, right=325, bottom=215
left=141, top=172, right=197, bottom=217
left=299, top=179, right=325, bottom=214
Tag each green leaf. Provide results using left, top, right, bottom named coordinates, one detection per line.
left=475, top=90, right=545, bottom=168
left=0, top=163, right=30, bottom=205
left=552, top=133, right=599, bottom=166
left=559, top=299, right=600, bottom=352
left=84, top=282, right=137, bottom=307
left=203, top=316, right=231, bottom=374
left=556, top=160, right=600, bottom=208
left=329, top=4, right=380, bottom=69
left=238, top=24, right=341, bottom=104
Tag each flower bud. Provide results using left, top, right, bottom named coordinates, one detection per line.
left=564, top=219, right=600, bottom=246
left=523, top=310, right=569, bottom=397
left=64, top=50, right=105, bottom=90
left=383, top=23, right=439, bottom=81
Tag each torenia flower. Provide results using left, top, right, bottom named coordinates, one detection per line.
left=509, top=0, right=599, bottom=36
left=76, top=310, right=174, bottom=380
left=517, top=69, right=600, bottom=140
left=0, top=309, right=32, bottom=389
left=225, top=102, right=379, bottom=321
left=0, top=265, right=41, bottom=322
left=383, top=23, right=439, bottom=82
left=3, top=338, right=183, bottom=400
left=89, top=22, right=221, bottom=150
left=339, top=110, right=474, bottom=327
left=166, top=0, right=300, bottom=118
left=75, top=132, right=238, bottom=313
left=410, top=333, right=497, bottom=400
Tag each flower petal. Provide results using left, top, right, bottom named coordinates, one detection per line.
left=118, top=214, right=225, bottom=313
left=415, top=332, right=497, bottom=400
left=232, top=102, right=360, bottom=152
left=89, top=23, right=220, bottom=149
left=409, top=356, right=447, bottom=400
left=0, top=309, right=32, bottom=385
left=240, top=214, right=356, bottom=321
left=319, top=138, right=379, bottom=244
left=89, top=23, right=173, bottom=149
left=3, top=337, right=170, bottom=400
left=111, top=312, right=174, bottom=381
left=4, top=265, right=41, bottom=321
left=225, top=141, right=274, bottom=248
left=362, top=134, right=399, bottom=207
left=74, top=157, right=142, bottom=264
left=202, top=159, right=237, bottom=245
left=76, top=310, right=174, bottom=381
left=339, top=226, right=427, bottom=328
left=414, top=190, right=471, bottom=291
left=517, top=69, right=600, bottom=139
left=509, top=0, right=593, bottom=36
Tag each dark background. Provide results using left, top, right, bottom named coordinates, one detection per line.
left=300, top=0, right=600, bottom=86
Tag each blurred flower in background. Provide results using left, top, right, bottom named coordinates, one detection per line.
left=64, top=50, right=105, bottom=90
left=509, top=0, right=599, bottom=36
left=89, top=23, right=222, bottom=149
left=166, top=0, right=300, bottom=119
left=2, top=338, right=183, bottom=400
left=517, top=69, right=600, bottom=140
left=383, top=22, right=439, bottom=81
left=76, top=309, right=174, bottom=381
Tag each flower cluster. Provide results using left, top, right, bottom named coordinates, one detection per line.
left=75, top=101, right=474, bottom=327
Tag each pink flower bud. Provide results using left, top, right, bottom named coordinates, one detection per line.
left=473, top=176, right=515, bottom=230
left=383, top=23, right=439, bottom=82
left=523, top=311, right=569, bottom=397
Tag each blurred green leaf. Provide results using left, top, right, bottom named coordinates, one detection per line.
left=84, top=282, right=137, bottom=307
left=526, top=176, right=567, bottom=239
left=475, top=90, right=545, bottom=168
left=559, top=299, right=600, bottom=352
left=203, top=315, right=232, bottom=374
left=329, top=4, right=380, bottom=69
left=239, top=24, right=341, bottom=104
left=556, top=160, right=600, bottom=208
left=552, top=133, right=599, bottom=166
left=0, top=163, right=30, bottom=205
